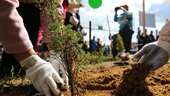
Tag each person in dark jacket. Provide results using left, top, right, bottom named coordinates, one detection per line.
left=90, top=36, right=97, bottom=52
left=149, top=31, right=155, bottom=42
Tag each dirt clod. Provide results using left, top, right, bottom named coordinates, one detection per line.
left=113, top=62, right=153, bottom=96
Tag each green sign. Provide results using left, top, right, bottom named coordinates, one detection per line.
left=89, top=0, right=102, bottom=9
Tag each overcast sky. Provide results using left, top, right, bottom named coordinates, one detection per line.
left=79, top=0, right=170, bottom=45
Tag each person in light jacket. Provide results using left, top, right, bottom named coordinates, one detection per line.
left=133, top=21, right=170, bottom=74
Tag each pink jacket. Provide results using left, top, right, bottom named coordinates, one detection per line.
left=0, top=0, right=33, bottom=54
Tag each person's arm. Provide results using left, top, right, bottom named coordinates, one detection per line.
left=157, top=21, right=170, bottom=55
left=0, top=0, right=33, bottom=59
left=114, top=12, right=118, bottom=22
left=0, top=0, right=36, bottom=62
left=114, top=7, right=119, bottom=22
left=133, top=21, right=170, bottom=71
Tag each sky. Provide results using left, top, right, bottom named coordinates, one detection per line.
left=78, top=0, right=170, bottom=45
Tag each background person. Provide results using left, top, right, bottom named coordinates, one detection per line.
left=114, top=5, right=134, bottom=53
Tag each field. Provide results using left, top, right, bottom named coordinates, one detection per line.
left=1, top=61, right=170, bottom=96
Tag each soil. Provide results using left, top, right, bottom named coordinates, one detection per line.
left=1, top=61, right=170, bottom=96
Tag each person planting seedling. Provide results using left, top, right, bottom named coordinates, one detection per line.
left=113, top=21, right=170, bottom=96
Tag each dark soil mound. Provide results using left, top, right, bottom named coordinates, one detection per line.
left=113, top=63, right=153, bottom=96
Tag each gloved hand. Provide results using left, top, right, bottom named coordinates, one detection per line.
left=132, top=41, right=169, bottom=71
left=20, top=55, right=69, bottom=96
left=46, top=54, right=69, bottom=91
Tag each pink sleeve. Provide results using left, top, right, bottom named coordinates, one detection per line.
left=0, top=0, right=33, bottom=54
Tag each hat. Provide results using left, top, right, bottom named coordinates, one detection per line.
left=121, top=5, right=129, bottom=11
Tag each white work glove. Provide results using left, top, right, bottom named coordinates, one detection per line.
left=132, top=41, right=169, bottom=71
left=20, top=55, right=68, bottom=96
left=46, top=54, right=69, bottom=91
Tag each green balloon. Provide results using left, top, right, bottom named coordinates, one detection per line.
left=89, top=0, right=102, bottom=9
